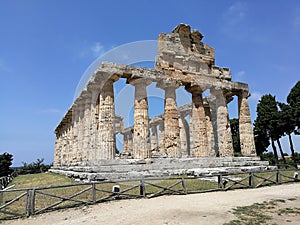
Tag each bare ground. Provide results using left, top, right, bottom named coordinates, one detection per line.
left=2, top=183, right=300, bottom=225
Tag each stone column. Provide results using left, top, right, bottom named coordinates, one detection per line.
left=123, top=133, right=129, bottom=152
left=127, top=131, right=133, bottom=154
left=98, top=78, right=117, bottom=160
left=61, top=129, right=67, bottom=165
left=150, top=124, right=159, bottom=154
left=129, top=78, right=151, bottom=159
left=158, top=121, right=164, bottom=153
left=204, top=106, right=216, bottom=157
left=178, top=114, right=188, bottom=157
left=238, top=91, right=256, bottom=156
left=81, top=92, right=92, bottom=164
left=158, top=81, right=181, bottom=158
left=88, top=87, right=100, bottom=164
left=77, top=100, right=85, bottom=163
left=54, top=132, right=62, bottom=167
left=212, top=88, right=234, bottom=157
left=71, top=106, right=80, bottom=164
left=186, top=85, right=209, bottom=157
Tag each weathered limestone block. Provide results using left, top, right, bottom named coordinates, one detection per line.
left=158, top=81, right=181, bottom=158
left=186, top=85, right=209, bottom=157
left=212, top=89, right=234, bottom=157
left=129, top=78, right=151, bottom=159
left=98, top=79, right=117, bottom=160
left=239, top=91, right=256, bottom=156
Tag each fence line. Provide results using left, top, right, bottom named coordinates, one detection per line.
left=0, top=168, right=299, bottom=220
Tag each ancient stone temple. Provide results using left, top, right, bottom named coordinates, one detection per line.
left=52, top=24, right=264, bottom=180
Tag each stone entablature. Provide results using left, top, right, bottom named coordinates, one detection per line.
left=53, top=24, right=256, bottom=168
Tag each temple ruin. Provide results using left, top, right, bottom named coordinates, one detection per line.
left=51, top=24, right=267, bottom=180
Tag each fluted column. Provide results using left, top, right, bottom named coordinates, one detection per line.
left=127, top=131, right=133, bottom=154
left=158, top=81, right=181, bottom=158
left=53, top=131, right=62, bottom=166
left=158, top=121, right=164, bottom=153
left=81, top=92, right=92, bottom=164
left=179, top=115, right=188, bottom=157
left=98, top=79, right=117, bottom=160
left=212, top=89, right=234, bottom=157
left=204, top=106, right=216, bottom=157
left=87, top=87, right=100, bottom=164
left=186, top=85, right=209, bottom=157
left=71, top=106, right=80, bottom=164
left=150, top=124, right=159, bottom=154
left=77, top=100, right=85, bottom=163
left=238, top=91, right=256, bottom=156
left=123, top=133, right=129, bottom=152
left=129, top=78, right=151, bottom=159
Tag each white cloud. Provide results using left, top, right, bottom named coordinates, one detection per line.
left=249, top=91, right=262, bottom=101
left=91, top=42, right=104, bottom=57
left=78, top=41, right=105, bottom=58
left=235, top=70, right=246, bottom=78
left=224, top=2, right=247, bottom=26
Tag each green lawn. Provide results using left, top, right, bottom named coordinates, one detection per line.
left=0, top=169, right=298, bottom=221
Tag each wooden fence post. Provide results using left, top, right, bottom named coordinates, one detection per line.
left=26, top=189, right=35, bottom=217
left=276, top=170, right=282, bottom=184
left=218, top=175, right=224, bottom=189
left=249, top=172, right=254, bottom=188
left=181, top=178, right=187, bottom=194
left=0, top=186, right=3, bottom=205
left=140, top=180, right=145, bottom=197
left=92, top=183, right=96, bottom=204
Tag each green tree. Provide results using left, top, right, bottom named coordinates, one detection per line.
left=253, top=94, right=286, bottom=165
left=278, top=102, right=297, bottom=168
left=230, top=118, right=241, bottom=155
left=0, top=152, right=13, bottom=177
left=20, top=158, right=51, bottom=174
left=287, top=80, right=300, bottom=134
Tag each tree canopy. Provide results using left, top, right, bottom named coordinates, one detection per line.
left=0, top=152, right=13, bottom=177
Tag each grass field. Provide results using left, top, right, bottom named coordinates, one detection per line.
left=0, top=170, right=299, bottom=220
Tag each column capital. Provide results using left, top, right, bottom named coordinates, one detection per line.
left=185, top=84, right=203, bottom=94
left=156, top=79, right=181, bottom=90
left=238, top=90, right=250, bottom=99
left=127, top=77, right=152, bottom=87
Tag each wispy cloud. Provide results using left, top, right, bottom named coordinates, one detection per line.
left=91, top=42, right=104, bottom=57
left=79, top=41, right=105, bottom=58
left=221, top=2, right=266, bottom=43
left=235, top=70, right=246, bottom=78
left=249, top=91, right=262, bottom=101
left=226, top=2, right=247, bottom=25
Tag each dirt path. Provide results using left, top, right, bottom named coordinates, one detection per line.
left=2, top=183, right=300, bottom=225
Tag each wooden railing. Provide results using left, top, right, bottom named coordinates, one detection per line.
left=0, top=171, right=18, bottom=189
left=0, top=168, right=299, bottom=220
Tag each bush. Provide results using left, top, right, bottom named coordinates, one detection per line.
left=19, top=158, right=52, bottom=174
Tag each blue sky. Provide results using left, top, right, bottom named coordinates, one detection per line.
left=0, top=0, right=300, bottom=166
